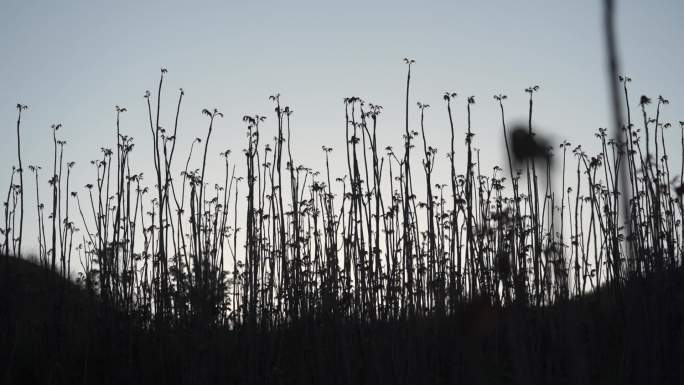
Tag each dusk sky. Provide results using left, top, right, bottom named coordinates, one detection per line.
left=1, top=0, right=683, bottom=254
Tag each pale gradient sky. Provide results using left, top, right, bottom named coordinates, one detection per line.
left=1, top=0, right=683, bottom=255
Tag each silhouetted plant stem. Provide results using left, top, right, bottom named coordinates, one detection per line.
left=15, top=104, right=27, bottom=259
left=402, top=58, right=415, bottom=316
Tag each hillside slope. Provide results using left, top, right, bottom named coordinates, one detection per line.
left=2, top=255, right=684, bottom=385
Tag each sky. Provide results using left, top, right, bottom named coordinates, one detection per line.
left=1, top=0, right=683, bottom=255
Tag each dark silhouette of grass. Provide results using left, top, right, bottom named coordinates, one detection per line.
left=3, top=65, right=684, bottom=382
left=3, top=1, right=684, bottom=379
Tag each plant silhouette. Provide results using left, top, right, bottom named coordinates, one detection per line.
left=2, top=2, right=684, bottom=382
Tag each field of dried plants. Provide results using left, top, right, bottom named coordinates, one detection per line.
left=2, top=62, right=684, bottom=384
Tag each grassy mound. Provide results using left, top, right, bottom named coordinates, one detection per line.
left=2, top=255, right=684, bottom=384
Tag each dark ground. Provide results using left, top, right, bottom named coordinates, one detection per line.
left=2, top=255, right=684, bottom=385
